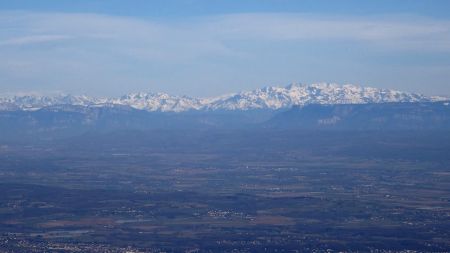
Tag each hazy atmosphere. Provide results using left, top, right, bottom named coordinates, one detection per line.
left=1, top=0, right=450, bottom=97
left=1, top=2, right=450, bottom=252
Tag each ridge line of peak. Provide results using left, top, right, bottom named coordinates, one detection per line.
left=1, top=83, right=447, bottom=112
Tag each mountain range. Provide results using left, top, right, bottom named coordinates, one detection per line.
left=1, top=83, right=449, bottom=141
left=0, top=83, right=446, bottom=112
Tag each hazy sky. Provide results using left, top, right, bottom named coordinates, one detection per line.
left=1, top=0, right=450, bottom=97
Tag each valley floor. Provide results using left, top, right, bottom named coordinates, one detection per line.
left=0, top=130, right=449, bottom=252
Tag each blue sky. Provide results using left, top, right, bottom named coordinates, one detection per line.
left=1, top=0, right=450, bottom=97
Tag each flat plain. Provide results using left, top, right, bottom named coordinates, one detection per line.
left=0, top=130, right=449, bottom=252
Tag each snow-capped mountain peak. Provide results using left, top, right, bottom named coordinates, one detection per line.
left=110, top=92, right=204, bottom=112
left=0, top=83, right=446, bottom=112
left=204, top=82, right=445, bottom=110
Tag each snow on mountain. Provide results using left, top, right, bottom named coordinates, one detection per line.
left=0, top=83, right=446, bottom=112
left=109, top=92, right=204, bottom=112
left=0, top=94, right=104, bottom=111
left=206, top=83, right=445, bottom=110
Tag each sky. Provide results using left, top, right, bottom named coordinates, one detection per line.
left=0, top=0, right=450, bottom=97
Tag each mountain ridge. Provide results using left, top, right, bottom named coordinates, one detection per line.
left=0, top=83, right=447, bottom=112
left=266, top=102, right=450, bottom=130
